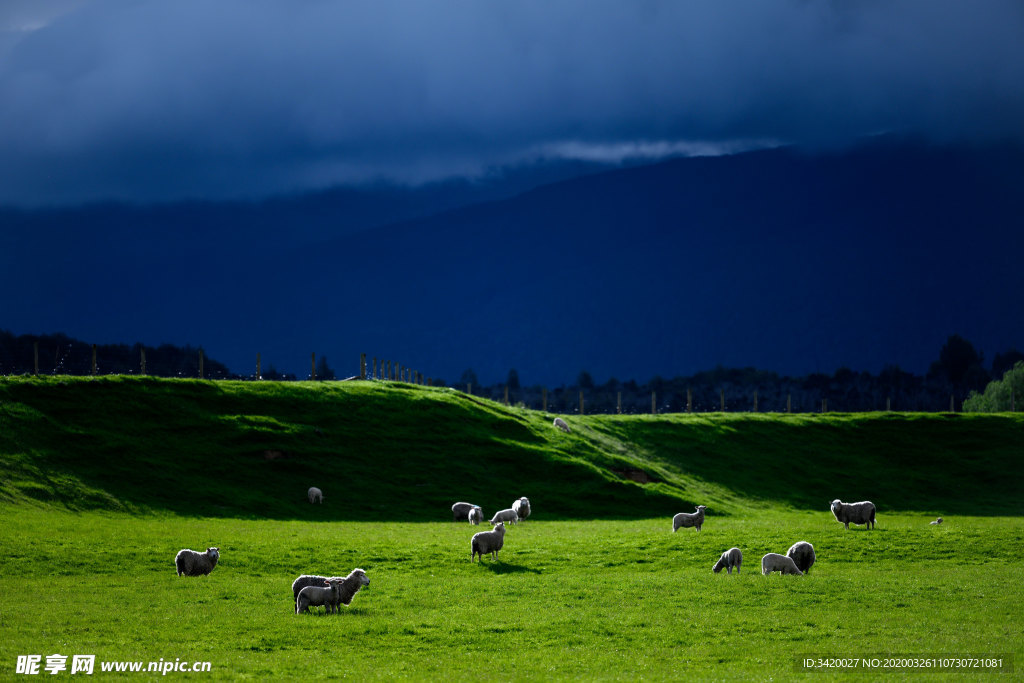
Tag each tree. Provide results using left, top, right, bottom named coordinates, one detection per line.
left=577, top=371, right=594, bottom=389
left=992, top=349, right=1024, bottom=378
left=506, top=368, right=521, bottom=391
left=316, top=355, right=336, bottom=381
left=459, top=368, right=478, bottom=387
left=929, top=334, right=989, bottom=397
left=964, top=361, right=1024, bottom=412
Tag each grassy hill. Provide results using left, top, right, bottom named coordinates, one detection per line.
left=2, top=375, right=1021, bottom=519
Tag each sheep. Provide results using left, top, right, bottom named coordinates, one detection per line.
left=451, top=502, right=479, bottom=522
left=786, top=541, right=816, bottom=573
left=292, top=569, right=370, bottom=613
left=490, top=508, right=519, bottom=525
left=553, top=417, right=571, bottom=433
left=761, top=553, right=803, bottom=576
left=471, top=522, right=506, bottom=562
left=308, top=487, right=323, bottom=504
left=672, top=505, right=707, bottom=532
left=468, top=506, right=483, bottom=525
left=930, top=517, right=943, bottom=525
left=296, top=578, right=345, bottom=615
left=830, top=499, right=876, bottom=530
left=712, top=547, right=742, bottom=574
left=174, top=547, right=220, bottom=577
left=512, top=496, right=531, bottom=521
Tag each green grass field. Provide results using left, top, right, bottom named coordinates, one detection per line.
left=1, top=376, right=1022, bottom=679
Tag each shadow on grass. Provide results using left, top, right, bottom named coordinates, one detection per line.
left=476, top=561, right=541, bottom=575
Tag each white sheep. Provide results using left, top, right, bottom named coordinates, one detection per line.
left=712, top=547, right=742, bottom=574
left=553, top=417, right=571, bottom=433
left=930, top=517, right=943, bottom=525
left=174, top=547, right=220, bottom=577
left=468, top=506, right=483, bottom=525
left=786, top=541, right=816, bottom=574
left=471, top=522, right=506, bottom=562
left=308, top=487, right=323, bottom=504
left=672, top=505, right=707, bottom=532
left=830, top=499, right=876, bottom=530
left=761, top=553, right=803, bottom=576
left=451, top=501, right=479, bottom=522
left=512, top=497, right=531, bottom=521
left=292, top=569, right=370, bottom=612
left=490, top=508, right=519, bottom=525
left=296, top=577, right=346, bottom=614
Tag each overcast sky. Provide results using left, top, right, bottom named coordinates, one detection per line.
left=1, top=0, right=1022, bottom=206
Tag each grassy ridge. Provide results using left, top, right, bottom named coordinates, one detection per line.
left=1, top=375, right=1022, bottom=519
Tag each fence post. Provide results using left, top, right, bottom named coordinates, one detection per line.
left=542, top=387, right=547, bottom=412
left=652, top=391, right=656, bottom=415
left=787, top=393, right=792, bottom=413
left=360, top=353, right=366, bottom=380
left=467, top=382, right=472, bottom=395
left=91, top=344, right=97, bottom=376
left=720, top=388, right=725, bottom=411
left=822, top=398, right=827, bottom=413
left=687, top=387, right=692, bottom=413
left=199, top=349, right=204, bottom=379
left=886, top=396, right=891, bottom=411
left=310, top=352, right=316, bottom=381
left=504, top=385, right=509, bottom=405
left=617, top=391, right=622, bottom=414
left=579, top=390, right=584, bottom=415
left=33, top=341, right=39, bottom=375
left=257, top=353, right=261, bottom=380
left=141, top=348, right=146, bottom=375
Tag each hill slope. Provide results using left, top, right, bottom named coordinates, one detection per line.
left=0, top=376, right=1021, bottom=518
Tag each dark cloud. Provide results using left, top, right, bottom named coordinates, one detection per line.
left=1, top=0, right=1022, bottom=205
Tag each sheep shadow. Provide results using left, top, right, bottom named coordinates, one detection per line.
left=477, top=561, right=541, bottom=575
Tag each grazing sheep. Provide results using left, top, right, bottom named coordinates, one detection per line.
left=512, top=497, right=531, bottom=521
left=174, top=547, right=220, bottom=577
left=308, top=487, right=323, bottom=504
left=471, top=522, right=507, bottom=562
left=672, top=505, right=707, bottom=532
left=761, top=553, right=803, bottom=576
left=712, top=547, right=743, bottom=574
left=553, top=417, right=571, bottom=433
left=490, top=508, right=519, bottom=525
left=930, top=517, right=943, bottom=525
left=296, top=578, right=345, bottom=615
left=468, top=506, right=483, bottom=525
left=293, top=569, right=370, bottom=613
left=830, top=499, right=876, bottom=530
left=451, top=502, right=479, bottom=522
left=786, top=541, right=816, bottom=573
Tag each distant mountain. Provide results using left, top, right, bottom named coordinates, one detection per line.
left=3, top=140, right=1022, bottom=385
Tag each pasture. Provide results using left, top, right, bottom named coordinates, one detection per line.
left=1, top=376, right=1022, bottom=679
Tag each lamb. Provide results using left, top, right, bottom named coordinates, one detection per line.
left=174, top=547, right=220, bottom=577
left=761, top=553, right=803, bottom=576
left=296, top=578, right=345, bottom=615
left=786, top=541, right=816, bottom=574
left=712, top=547, right=742, bottom=574
left=512, top=497, right=531, bottom=521
left=292, top=569, right=370, bottom=613
left=672, top=505, right=707, bottom=532
left=830, top=499, right=876, bottom=530
left=468, top=506, right=483, bottom=525
left=471, top=522, right=506, bottom=562
left=553, top=417, right=571, bottom=433
left=490, top=508, right=519, bottom=525
left=451, top=502, right=480, bottom=522
left=308, top=487, right=323, bottom=504
left=930, top=517, right=943, bottom=525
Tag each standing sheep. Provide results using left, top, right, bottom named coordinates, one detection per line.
left=490, top=508, right=519, bottom=525
left=471, top=522, right=507, bottom=562
left=451, top=502, right=479, bottom=522
left=672, top=505, right=707, bottom=532
left=468, top=506, right=483, bottom=525
left=712, top=547, right=743, bottom=574
left=553, top=417, right=571, bottom=433
left=308, top=487, right=323, bottom=504
left=293, top=569, right=370, bottom=613
left=296, top=578, right=345, bottom=615
left=786, top=541, right=816, bottom=573
left=830, top=499, right=876, bottom=530
left=174, top=547, right=220, bottom=577
left=761, top=553, right=803, bottom=576
left=512, top=497, right=531, bottom=521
